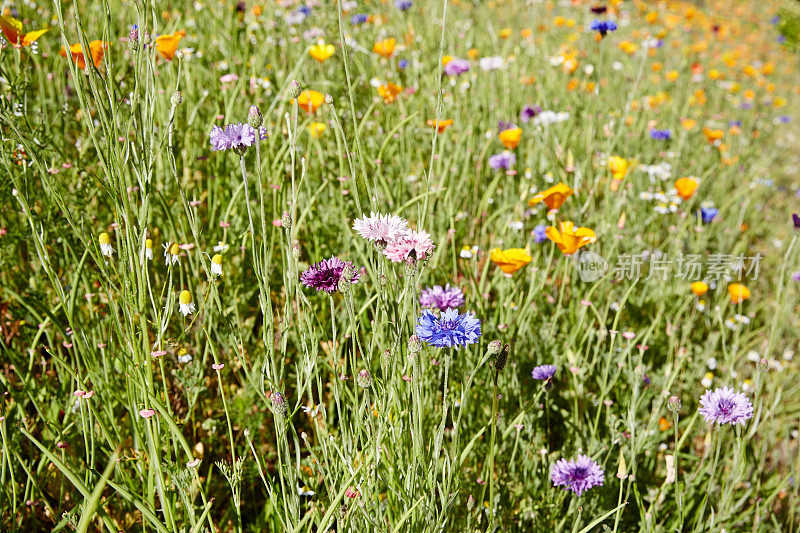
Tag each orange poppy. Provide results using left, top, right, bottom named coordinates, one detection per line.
left=674, top=177, right=699, bottom=200
left=377, top=83, right=402, bottom=104
left=498, top=127, right=522, bottom=149
left=426, top=119, right=453, bottom=133
left=545, top=221, right=597, bottom=255
left=702, top=127, right=724, bottom=143
left=155, top=30, right=186, bottom=60
left=691, top=281, right=708, bottom=297
left=0, top=15, right=48, bottom=47
left=296, top=90, right=325, bottom=113
left=528, top=183, right=574, bottom=210
left=728, top=283, right=750, bottom=304
left=60, top=40, right=110, bottom=70
left=309, top=40, right=335, bottom=62
left=608, top=156, right=629, bottom=180
left=372, top=38, right=396, bottom=58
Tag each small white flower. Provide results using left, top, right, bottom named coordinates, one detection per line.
left=163, top=242, right=181, bottom=265
left=706, top=357, right=717, bottom=370
left=211, top=254, right=223, bottom=276
left=179, top=353, right=193, bottom=363
left=178, top=290, right=195, bottom=317
left=701, top=374, right=713, bottom=388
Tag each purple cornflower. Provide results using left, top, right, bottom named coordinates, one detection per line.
left=415, top=308, right=481, bottom=349
left=649, top=129, right=671, bottom=141
left=791, top=271, right=800, bottom=282
left=533, top=225, right=548, bottom=243
left=792, top=213, right=800, bottom=230
left=498, top=120, right=517, bottom=132
left=395, top=0, right=413, bottom=10
left=419, top=284, right=465, bottom=310
left=444, top=58, right=470, bottom=76
left=488, top=151, right=516, bottom=170
left=209, top=122, right=266, bottom=153
left=300, top=256, right=361, bottom=293
left=351, top=13, right=368, bottom=25
left=531, top=364, right=556, bottom=380
left=551, top=455, right=605, bottom=496
left=700, top=207, right=719, bottom=224
left=590, top=19, right=618, bottom=37
left=520, top=105, right=541, bottom=123
left=698, top=387, right=754, bottom=426
left=398, top=59, right=408, bottom=69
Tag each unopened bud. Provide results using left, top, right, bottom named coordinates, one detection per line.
left=270, top=392, right=287, bottom=416
left=338, top=264, right=355, bottom=293
left=281, top=211, right=292, bottom=231
left=291, top=242, right=301, bottom=260
left=408, top=335, right=422, bottom=355
left=616, top=450, right=628, bottom=480
left=325, top=94, right=334, bottom=105
left=170, top=91, right=182, bottom=107
left=467, top=494, right=475, bottom=511
left=667, top=395, right=681, bottom=414
left=248, top=105, right=263, bottom=128
left=495, top=343, right=510, bottom=372
left=243, top=428, right=250, bottom=438
left=357, top=369, right=372, bottom=388
left=487, top=340, right=502, bottom=355
left=757, top=358, right=769, bottom=373
left=287, top=80, right=301, bottom=99
left=128, top=25, right=139, bottom=51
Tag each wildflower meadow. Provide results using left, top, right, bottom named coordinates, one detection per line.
left=3, top=0, right=800, bottom=531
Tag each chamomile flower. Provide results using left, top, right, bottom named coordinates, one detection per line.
left=144, top=238, right=154, bottom=260
left=98, top=232, right=114, bottom=257
left=211, top=254, right=223, bottom=276
left=178, top=290, right=195, bottom=316
left=163, top=242, right=181, bottom=265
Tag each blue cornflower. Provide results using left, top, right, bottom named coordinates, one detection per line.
left=533, top=224, right=548, bottom=243
left=649, top=129, right=671, bottom=141
left=395, top=0, right=413, bottom=10
left=700, top=207, right=719, bottom=224
left=398, top=58, right=408, bottom=69
left=590, top=19, right=618, bottom=37
left=415, top=308, right=481, bottom=349
left=351, top=13, right=368, bottom=25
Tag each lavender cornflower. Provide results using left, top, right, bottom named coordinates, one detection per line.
left=419, top=284, right=465, bottom=310
left=488, top=151, right=516, bottom=170
left=698, top=387, right=754, bottom=426
left=415, top=308, right=481, bottom=349
left=590, top=20, right=618, bottom=37
left=444, top=58, right=470, bottom=76
left=531, top=364, right=557, bottom=380
left=533, top=225, right=548, bottom=243
left=520, top=105, right=541, bottom=123
left=551, top=455, right=605, bottom=496
left=649, top=129, right=671, bottom=141
left=209, top=122, right=267, bottom=153
left=300, top=257, right=361, bottom=293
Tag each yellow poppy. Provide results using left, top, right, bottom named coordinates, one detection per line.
left=528, top=182, right=574, bottom=210
left=309, top=40, right=335, bottom=62
left=728, top=283, right=750, bottom=304
left=307, top=122, right=326, bottom=138
left=691, top=281, right=708, bottom=297
left=296, top=90, right=325, bottom=113
left=155, top=30, right=185, bottom=60
left=373, top=38, right=396, bottom=58
left=0, top=15, right=48, bottom=47
left=674, top=177, right=699, bottom=200
left=489, top=248, right=532, bottom=274
left=608, top=156, right=629, bottom=180
left=545, top=221, right=597, bottom=255
left=60, top=40, right=110, bottom=70
left=377, top=83, right=402, bottom=103
left=498, top=127, right=522, bottom=149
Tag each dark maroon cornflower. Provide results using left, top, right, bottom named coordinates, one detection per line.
left=300, top=256, right=361, bottom=293
left=520, top=105, right=541, bottom=123
left=590, top=5, right=607, bottom=14
left=792, top=213, right=800, bottom=230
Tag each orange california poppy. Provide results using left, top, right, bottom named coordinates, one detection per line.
left=296, top=90, right=325, bottom=113
left=307, top=122, right=326, bottom=139
left=372, top=38, right=396, bottom=58
left=545, top=221, right=597, bottom=255
left=702, top=127, right=724, bottom=143
left=0, top=15, right=48, bottom=47
left=155, top=30, right=186, bottom=60
left=60, top=40, right=110, bottom=70
left=377, top=83, right=402, bottom=104
left=498, top=127, right=522, bottom=149
left=426, top=119, right=453, bottom=133
left=691, top=281, right=708, bottom=297
left=528, top=182, right=574, bottom=210
left=727, top=283, right=750, bottom=304
left=658, top=417, right=672, bottom=431
left=608, top=156, right=629, bottom=180
left=489, top=248, right=532, bottom=274
left=674, top=177, right=699, bottom=200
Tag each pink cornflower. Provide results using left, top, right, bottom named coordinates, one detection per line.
left=212, top=363, right=225, bottom=370
left=139, top=409, right=156, bottom=419
left=383, top=229, right=435, bottom=263
left=352, top=211, right=409, bottom=246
